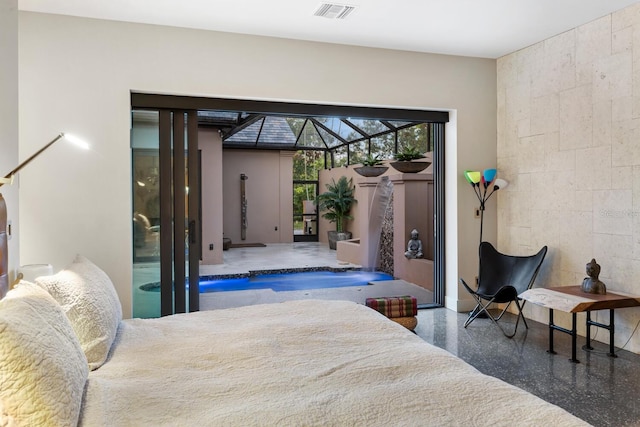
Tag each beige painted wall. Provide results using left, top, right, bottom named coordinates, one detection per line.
left=497, top=3, right=640, bottom=353
left=0, top=0, right=19, bottom=282
left=18, top=12, right=496, bottom=317
left=222, top=149, right=293, bottom=245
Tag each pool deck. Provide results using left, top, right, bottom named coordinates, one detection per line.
left=200, top=242, right=360, bottom=276
left=133, top=242, right=433, bottom=315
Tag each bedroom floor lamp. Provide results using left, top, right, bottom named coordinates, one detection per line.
left=463, top=168, right=508, bottom=248
left=0, top=132, right=89, bottom=298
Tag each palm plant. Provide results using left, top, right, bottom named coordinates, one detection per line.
left=317, top=176, right=356, bottom=233
left=361, top=154, right=384, bottom=166
left=393, top=146, right=425, bottom=161
left=390, top=146, right=430, bottom=173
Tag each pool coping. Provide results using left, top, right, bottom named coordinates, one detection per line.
left=204, top=265, right=363, bottom=280
left=139, top=266, right=382, bottom=291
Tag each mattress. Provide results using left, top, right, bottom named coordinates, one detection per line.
left=79, top=299, right=589, bottom=426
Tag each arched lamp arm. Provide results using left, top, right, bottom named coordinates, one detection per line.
left=0, top=132, right=89, bottom=188
left=0, top=133, right=65, bottom=187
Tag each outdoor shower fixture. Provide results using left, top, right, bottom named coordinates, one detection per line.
left=240, top=173, right=248, bottom=240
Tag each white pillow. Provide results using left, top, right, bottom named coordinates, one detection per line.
left=36, top=255, right=122, bottom=370
left=0, top=281, right=88, bottom=426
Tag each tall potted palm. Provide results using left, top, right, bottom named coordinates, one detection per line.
left=317, top=176, right=356, bottom=250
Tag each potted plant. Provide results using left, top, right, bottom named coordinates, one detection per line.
left=390, top=146, right=431, bottom=173
left=317, top=176, right=357, bottom=250
left=354, top=154, right=389, bottom=177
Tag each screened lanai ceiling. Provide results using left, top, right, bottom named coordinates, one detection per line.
left=197, top=111, right=421, bottom=151
left=131, top=93, right=448, bottom=167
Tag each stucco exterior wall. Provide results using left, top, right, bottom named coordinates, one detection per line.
left=222, top=149, right=293, bottom=245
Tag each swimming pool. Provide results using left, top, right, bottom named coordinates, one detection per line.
left=140, top=270, right=393, bottom=293
left=201, top=270, right=393, bottom=292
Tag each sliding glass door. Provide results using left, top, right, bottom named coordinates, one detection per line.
left=131, top=109, right=201, bottom=317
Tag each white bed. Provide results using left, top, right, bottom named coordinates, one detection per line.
left=0, top=256, right=589, bottom=426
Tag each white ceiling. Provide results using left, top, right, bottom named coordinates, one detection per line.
left=19, top=0, right=640, bottom=58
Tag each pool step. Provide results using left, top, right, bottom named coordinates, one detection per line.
left=368, top=279, right=416, bottom=287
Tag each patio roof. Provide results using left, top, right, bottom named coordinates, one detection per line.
left=131, top=94, right=449, bottom=165
left=197, top=111, right=424, bottom=151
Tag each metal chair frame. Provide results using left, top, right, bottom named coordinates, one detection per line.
left=460, top=242, right=548, bottom=338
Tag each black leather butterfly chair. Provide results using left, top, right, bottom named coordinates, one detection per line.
left=460, top=242, right=548, bottom=338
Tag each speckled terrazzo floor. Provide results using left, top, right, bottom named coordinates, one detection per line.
left=415, top=308, right=640, bottom=427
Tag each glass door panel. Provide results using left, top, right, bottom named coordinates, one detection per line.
left=131, top=109, right=200, bottom=318
left=131, top=110, right=161, bottom=318
left=293, top=182, right=318, bottom=242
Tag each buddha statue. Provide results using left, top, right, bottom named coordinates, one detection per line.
left=581, top=258, right=606, bottom=295
left=404, top=229, right=423, bottom=259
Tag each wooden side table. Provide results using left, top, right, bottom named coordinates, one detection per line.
left=519, top=286, right=640, bottom=363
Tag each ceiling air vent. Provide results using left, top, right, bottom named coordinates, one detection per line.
left=314, top=3, right=356, bottom=19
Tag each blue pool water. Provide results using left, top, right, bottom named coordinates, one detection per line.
left=200, top=270, right=393, bottom=292
left=140, top=270, right=393, bottom=293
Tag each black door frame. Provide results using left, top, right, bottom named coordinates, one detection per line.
left=157, top=109, right=201, bottom=316
left=132, top=93, right=447, bottom=307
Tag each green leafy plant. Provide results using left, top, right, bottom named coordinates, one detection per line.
left=361, top=154, right=384, bottom=167
left=393, top=146, right=425, bottom=162
left=317, top=176, right=356, bottom=233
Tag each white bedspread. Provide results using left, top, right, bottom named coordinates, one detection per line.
left=79, top=300, right=589, bottom=426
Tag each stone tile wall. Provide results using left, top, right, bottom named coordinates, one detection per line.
left=497, top=3, right=640, bottom=352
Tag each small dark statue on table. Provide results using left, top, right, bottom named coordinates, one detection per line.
left=581, top=258, right=607, bottom=295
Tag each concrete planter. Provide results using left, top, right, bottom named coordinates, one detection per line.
left=390, top=161, right=430, bottom=173
left=354, top=166, right=388, bottom=177
left=328, top=230, right=352, bottom=250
